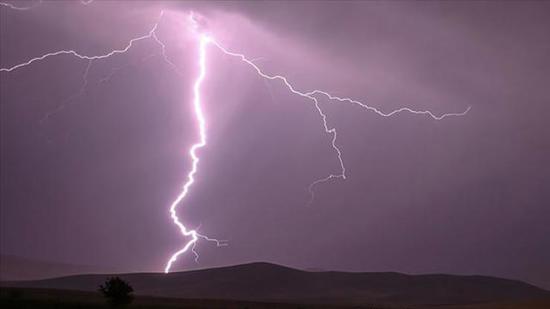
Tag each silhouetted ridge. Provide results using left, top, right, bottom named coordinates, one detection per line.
left=0, top=254, right=112, bottom=281
left=3, top=262, right=549, bottom=306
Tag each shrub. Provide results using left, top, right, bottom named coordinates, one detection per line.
left=98, top=277, right=134, bottom=306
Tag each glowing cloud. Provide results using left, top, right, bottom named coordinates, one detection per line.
left=0, top=6, right=469, bottom=273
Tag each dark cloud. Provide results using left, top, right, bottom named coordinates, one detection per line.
left=1, top=1, right=549, bottom=289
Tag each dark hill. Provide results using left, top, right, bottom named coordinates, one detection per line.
left=0, top=254, right=113, bottom=281
left=3, top=262, right=549, bottom=307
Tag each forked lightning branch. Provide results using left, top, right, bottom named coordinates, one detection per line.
left=0, top=6, right=470, bottom=273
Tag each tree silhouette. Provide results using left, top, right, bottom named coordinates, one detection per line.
left=99, top=277, right=134, bottom=306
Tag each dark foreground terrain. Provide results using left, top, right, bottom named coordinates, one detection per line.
left=2, top=262, right=549, bottom=308
left=1, top=287, right=344, bottom=309
left=0, top=255, right=113, bottom=282
left=2, top=287, right=550, bottom=309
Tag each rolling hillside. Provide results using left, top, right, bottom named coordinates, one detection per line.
left=0, top=255, right=113, bottom=281
left=3, top=262, right=549, bottom=307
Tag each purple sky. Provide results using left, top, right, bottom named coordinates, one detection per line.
left=1, top=1, right=549, bottom=289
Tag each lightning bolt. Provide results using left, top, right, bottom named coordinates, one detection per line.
left=1, top=9, right=226, bottom=272
left=0, top=7, right=470, bottom=273
left=164, top=35, right=228, bottom=274
left=205, top=40, right=470, bottom=205
left=0, top=10, right=161, bottom=123
left=40, top=59, right=92, bottom=123
left=0, top=24, right=158, bottom=73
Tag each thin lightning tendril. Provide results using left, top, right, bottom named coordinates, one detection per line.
left=0, top=1, right=41, bottom=11
left=0, top=26, right=157, bottom=73
left=0, top=0, right=93, bottom=10
left=0, top=7, right=470, bottom=273
left=207, top=40, right=470, bottom=204
left=40, top=59, right=92, bottom=123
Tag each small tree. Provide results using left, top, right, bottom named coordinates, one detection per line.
left=99, top=277, right=134, bottom=306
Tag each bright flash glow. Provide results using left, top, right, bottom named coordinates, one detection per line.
left=0, top=6, right=470, bottom=273
left=163, top=34, right=220, bottom=274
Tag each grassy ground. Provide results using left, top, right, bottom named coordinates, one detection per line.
left=2, top=287, right=550, bottom=309
left=0, top=287, right=363, bottom=309
left=435, top=299, right=550, bottom=309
